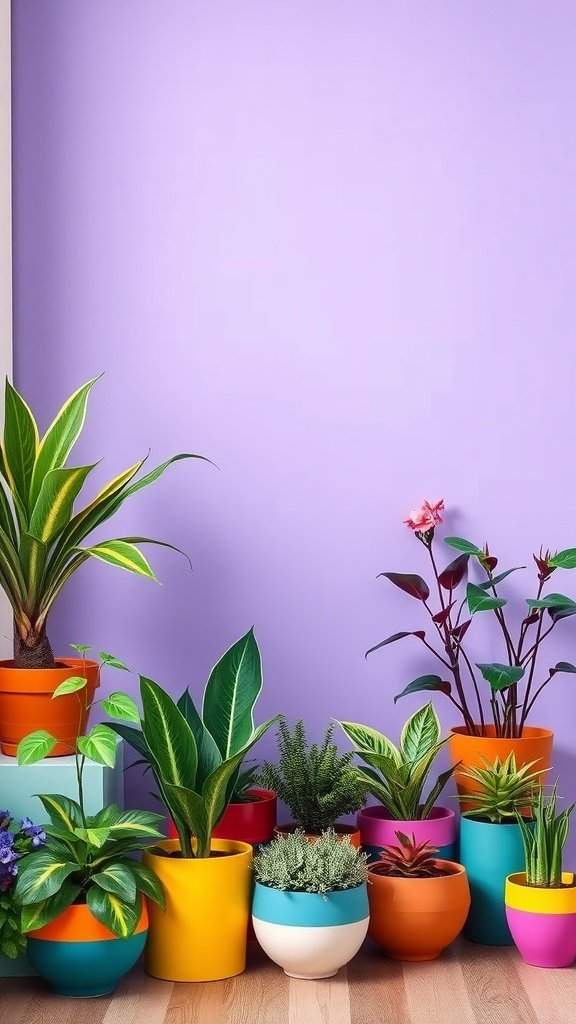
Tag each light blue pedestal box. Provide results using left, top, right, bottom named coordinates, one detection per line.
left=0, top=741, right=125, bottom=977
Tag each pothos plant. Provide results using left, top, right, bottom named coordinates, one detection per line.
left=367, top=499, right=576, bottom=738
left=14, top=647, right=165, bottom=938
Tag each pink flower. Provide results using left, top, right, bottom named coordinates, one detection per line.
left=403, top=499, right=445, bottom=532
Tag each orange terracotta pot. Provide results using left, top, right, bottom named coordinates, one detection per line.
left=367, top=861, right=470, bottom=961
left=274, top=822, right=361, bottom=849
left=0, top=658, right=100, bottom=757
left=449, top=725, right=553, bottom=809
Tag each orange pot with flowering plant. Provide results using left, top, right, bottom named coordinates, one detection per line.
left=365, top=499, right=576, bottom=794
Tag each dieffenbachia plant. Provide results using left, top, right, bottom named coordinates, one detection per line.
left=368, top=498, right=576, bottom=738
left=14, top=649, right=165, bottom=937
left=338, top=703, right=457, bottom=821
left=109, top=628, right=281, bottom=858
left=0, top=376, right=206, bottom=668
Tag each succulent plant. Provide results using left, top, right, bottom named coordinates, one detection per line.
left=517, top=783, right=575, bottom=888
left=369, top=831, right=448, bottom=878
left=458, top=753, right=542, bottom=823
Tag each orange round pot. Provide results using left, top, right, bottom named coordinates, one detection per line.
left=0, top=658, right=100, bottom=756
left=449, top=725, right=553, bottom=809
left=274, top=822, right=361, bottom=849
left=367, top=860, right=470, bottom=961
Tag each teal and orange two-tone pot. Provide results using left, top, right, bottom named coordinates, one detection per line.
left=460, top=816, right=530, bottom=945
left=505, top=872, right=576, bottom=968
left=26, top=902, right=148, bottom=996
left=357, top=805, right=456, bottom=863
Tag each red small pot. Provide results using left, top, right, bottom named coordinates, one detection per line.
left=167, top=788, right=277, bottom=845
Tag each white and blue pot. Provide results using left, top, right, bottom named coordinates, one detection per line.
left=252, top=882, right=369, bottom=979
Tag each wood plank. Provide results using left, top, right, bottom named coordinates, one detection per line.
left=347, top=940, right=411, bottom=1024
left=401, top=945, right=476, bottom=1024
left=165, top=978, right=229, bottom=1024
left=0, top=976, right=112, bottom=1024
left=288, top=967, right=351, bottom=1024
left=459, top=941, right=541, bottom=1024
left=102, top=967, right=173, bottom=1024
left=513, top=952, right=576, bottom=1024
left=230, top=944, right=289, bottom=1024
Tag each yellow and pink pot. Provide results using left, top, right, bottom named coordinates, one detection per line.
left=26, top=902, right=148, bottom=997
left=505, top=872, right=576, bottom=968
left=143, top=838, right=253, bottom=982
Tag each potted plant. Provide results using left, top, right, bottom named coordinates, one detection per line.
left=252, top=829, right=369, bottom=979
left=458, top=754, right=541, bottom=944
left=109, top=628, right=280, bottom=982
left=13, top=650, right=166, bottom=997
left=0, top=810, right=46, bottom=969
left=367, top=831, right=470, bottom=961
left=366, top=499, right=576, bottom=791
left=0, top=376, right=204, bottom=756
left=338, top=703, right=458, bottom=862
left=505, top=784, right=576, bottom=967
left=259, top=720, right=367, bottom=846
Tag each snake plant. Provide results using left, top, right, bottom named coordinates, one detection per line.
left=109, top=629, right=280, bottom=857
left=0, top=377, right=204, bottom=668
left=516, top=783, right=575, bottom=888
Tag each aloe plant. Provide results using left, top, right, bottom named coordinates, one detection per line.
left=109, top=629, right=280, bottom=858
left=516, top=784, right=575, bottom=888
left=338, top=703, right=457, bottom=820
left=0, top=377, right=204, bottom=669
left=457, top=753, right=542, bottom=823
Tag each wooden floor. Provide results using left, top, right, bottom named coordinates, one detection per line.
left=1, top=939, right=574, bottom=1024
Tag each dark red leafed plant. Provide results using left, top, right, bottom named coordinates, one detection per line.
left=370, top=832, right=448, bottom=878
left=368, top=499, right=576, bottom=739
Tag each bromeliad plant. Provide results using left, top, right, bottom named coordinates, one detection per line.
left=0, top=376, right=205, bottom=668
left=0, top=811, right=46, bottom=958
left=109, top=628, right=280, bottom=858
left=516, top=784, right=575, bottom=888
left=368, top=497, right=576, bottom=738
left=14, top=648, right=165, bottom=937
left=370, top=832, right=447, bottom=878
left=338, top=703, right=457, bottom=821
left=259, top=720, right=368, bottom=834
left=253, top=829, right=368, bottom=895
left=457, top=754, right=542, bottom=824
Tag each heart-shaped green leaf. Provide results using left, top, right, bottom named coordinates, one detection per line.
left=102, top=692, right=140, bottom=723
left=52, top=675, right=87, bottom=699
left=467, top=583, right=507, bottom=613
left=77, top=724, right=118, bottom=767
left=476, top=663, right=525, bottom=692
left=549, top=549, right=576, bottom=569
left=17, top=730, right=58, bottom=765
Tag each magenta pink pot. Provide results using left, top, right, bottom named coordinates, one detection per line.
left=357, top=805, right=457, bottom=863
left=505, top=872, right=576, bottom=968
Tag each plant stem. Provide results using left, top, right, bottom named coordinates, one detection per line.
left=519, top=581, right=546, bottom=731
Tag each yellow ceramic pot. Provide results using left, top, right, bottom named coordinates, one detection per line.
left=143, top=837, right=253, bottom=982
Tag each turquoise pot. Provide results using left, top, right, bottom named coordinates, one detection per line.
left=27, top=932, right=147, bottom=997
left=459, top=816, right=528, bottom=945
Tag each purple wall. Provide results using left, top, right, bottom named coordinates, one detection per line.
left=11, top=2, right=576, bottom=823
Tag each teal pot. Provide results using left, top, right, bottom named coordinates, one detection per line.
left=25, top=903, right=148, bottom=997
left=459, top=816, right=529, bottom=945
left=357, top=805, right=457, bottom=864
left=252, top=882, right=369, bottom=979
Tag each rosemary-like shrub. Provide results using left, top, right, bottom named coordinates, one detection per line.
left=259, top=720, right=367, bottom=834
left=254, top=829, right=368, bottom=894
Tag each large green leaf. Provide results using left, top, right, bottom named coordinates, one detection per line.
left=81, top=540, right=159, bottom=581
left=86, top=886, right=141, bottom=939
left=477, top=567, right=526, bottom=590
left=526, top=593, right=576, bottom=609
left=119, top=859, right=165, bottom=908
left=102, top=691, right=140, bottom=723
left=19, top=532, right=48, bottom=611
left=0, top=477, right=18, bottom=547
left=421, top=764, right=459, bottom=818
left=476, top=662, right=525, bottom=692
left=17, top=730, right=58, bottom=765
left=104, top=809, right=165, bottom=841
left=549, top=549, right=576, bottom=570
left=202, top=628, right=263, bottom=759
left=177, top=688, right=221, bottom=788
left=3, top=378, right=39, bottom=512
left=20, top=881, right=81, bottom=933
left=29, top=465, right=95, bottom=545
left=160, top=781, right=208, bottom=855
left=400, top=703, right=440, bottom=762
left=140, top=676, right=198, bottom=790
left=394, top=674, right=452, bottom=704
left=105, top=722, right=151, bottom=761
left=338, top=721, right=401, bottom=765
left=36, top=794, right=83, bottom=832
left=77, top=724, right=118, bottom=767
left=28, top=377, right=99, bottom=509
left=92, top=863, right=137, bottom=903
left=112, top=453, right=211, bottom=504
left=444, top=536, right=481, bottom=555
left=52, top=675, right=87, bottom=699
left=467, top=583, right=507, bottom=613
left=73, top=826, right=112, bottom=848
left=15, top=850, right=78, bottom=904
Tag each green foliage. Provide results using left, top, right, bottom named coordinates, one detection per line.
left=259, top=720, right=368, bottom=835
left=371, top=832, right=447, bottom=878
left=0, top=377, right=205, bottom=665
left=517, top=784, right=575, bottom=888
left=15, top=650, right=165, bottom=938
left=253, top=829, right=368, bottom=895
left=108, top=629, right=280, bottom=858
left=338, top=703, right=456, bottom=821
left=458, top=754, right=542, bottom=823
